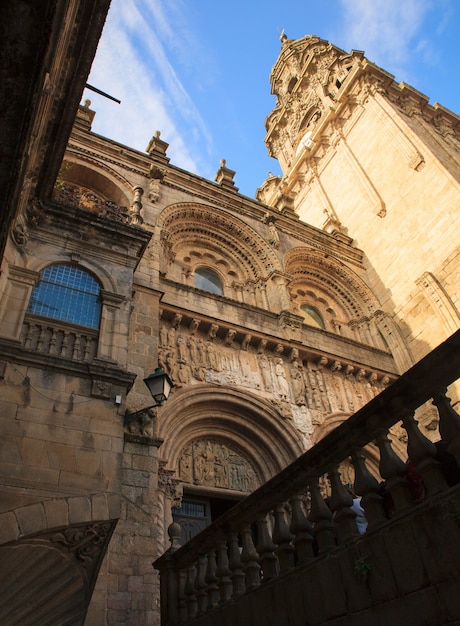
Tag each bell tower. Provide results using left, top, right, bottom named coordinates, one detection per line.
left=258, top=33, right=460, bottom=363
left=264, top=34, right=364, bottom=176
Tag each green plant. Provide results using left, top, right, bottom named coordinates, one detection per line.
left=54, top=161, right=72, bottom=190
left=354, top=555, right=371, bottom=582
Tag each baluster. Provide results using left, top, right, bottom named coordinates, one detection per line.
left=328, top=467, right=358, bottom=543
left=256, top=513, right=278, bottom=581
left=73, top=334, right=81, bottom=360
left=61, top=331, right=69, bottom=358
left=185, top=564, right=198, bottom=619
left=49, top=329, right=57, bottom=356
left=216, top=537, right=232, bottom=604
left=351, top=449, right=386, bottom=530
left=433, top=391, right=460, bottom=466
left=83, top=336, right=92, bottom=361
left=227, top=532, right=245, bottom=598
left=24, top=323, right=34, bottom=349
left=177, top=569, right=188, bottom=623
left=162, top=523, right=182, bottom=626
left=37, top=325, right=46, bottom=352
left=205, top=549, right=219, bottom=609
left=403, top=412, right=447, bottom=495
left=308, top=479, right=336, bottom=555
left=272, top=504, right=296, bottom=572
left=195, top=555, right=207, bottom=615
left=241, top=524, right=260, bottom=590
left=375, top=429, right=412, bottom=513
left=289, top=494, right=315, bottom=564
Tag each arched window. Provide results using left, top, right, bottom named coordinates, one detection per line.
left=194, top=268, right=223, bottom=295
left=27, top=264, right=101, bottom=328
left=300, top=305, right=325, bottom=329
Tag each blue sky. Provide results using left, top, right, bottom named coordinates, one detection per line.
left=84, top=0, right=460, bottom=198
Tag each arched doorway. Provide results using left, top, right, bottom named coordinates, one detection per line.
left=157, top=384, right=304, bottom=544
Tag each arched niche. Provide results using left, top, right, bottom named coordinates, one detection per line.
left=56, top=159, right=132, bottom=208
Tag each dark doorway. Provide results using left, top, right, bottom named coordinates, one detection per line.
left=172, top=493, right=240, bottom=544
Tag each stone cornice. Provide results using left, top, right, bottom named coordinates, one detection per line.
left=28, top=199, right=151, bottom=268
left=158, top=294, right=398, bottom=376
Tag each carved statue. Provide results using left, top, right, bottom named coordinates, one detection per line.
left=258, top=353, right=273, bottom=392
left=275, top=358, right=290, bottom=402
left=290, top=360, right=306, bottom=405
left=187, top=335, right=197, bottom=362
left=207, top=342, right=220, bottom=371
left=177, top=335, right=187, bottom=362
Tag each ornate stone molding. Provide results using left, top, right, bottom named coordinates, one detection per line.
left=416, top=271, right=460, bottom=335
left=158, top=203, right=282, bottom=281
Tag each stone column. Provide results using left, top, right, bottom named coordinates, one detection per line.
left=0, top=266, right=39, bottom=340
left=98, top=291, right=126, bottom=363
left=103, top=432, right=163, bottom=626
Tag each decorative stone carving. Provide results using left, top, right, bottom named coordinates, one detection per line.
left=274, top=357, right=290, bottom=402
left=52, top=184, right=129, bottom=222
left=147, top=164, right=165, bottom=203
left=178, top=439, right=260, bottom=493
left=130, top=186, right=144, bottom=225
left=125, top=407, right=156, bottom=439
left=91, top=379, right=112, bottom=400
left=159, top=313, right=395, bottom=437
left=159, top=462, right=182, bottom=507
left=11, top=219, right=28, bottom=246
left=50, top=522, right=113, bottom=568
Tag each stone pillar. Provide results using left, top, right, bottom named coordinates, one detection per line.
left=98, top=291, right=126, bottom=363
left=103, top=433, right=163, bottom=626
left=0, top=266, right=39, bottom=340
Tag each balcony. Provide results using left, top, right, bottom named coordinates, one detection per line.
left=21, top=314, right=98, bottom=363
left=155, top=330, right=460, bottom=625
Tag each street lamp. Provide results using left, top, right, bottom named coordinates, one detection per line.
left=143, top=367, right=173, bottom=406
left=124, top=367, right=174, bottom=426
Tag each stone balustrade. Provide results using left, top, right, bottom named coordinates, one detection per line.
left=154, top=330, right=460, bottom=625
left=21, top=314, right=99, bottom=362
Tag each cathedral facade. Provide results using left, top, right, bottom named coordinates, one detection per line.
left=0, top=33, right=459, bottom=624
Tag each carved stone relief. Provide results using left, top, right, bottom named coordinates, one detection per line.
left=178, top=439, right=260, bottom=493
left=159, top=315, right=394, bottom=446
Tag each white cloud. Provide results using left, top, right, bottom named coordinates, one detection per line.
left=338, top=0, right=433, bottom=74
left=84, top=0, right=215, bottom=177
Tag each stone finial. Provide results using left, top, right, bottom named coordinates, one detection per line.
left=167, top=522, right=182, bottom=552
left=214, top=159, right=239, bottom=191
left=146, top=131, right=170, bottom=163
left=75, top=101, right=96, bottom=131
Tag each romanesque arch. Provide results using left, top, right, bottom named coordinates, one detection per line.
left=157, top=203, right=283, bottom=310
left=284, top=247, right=389, bottom=350
left=158, top=384, right=305, bottom=484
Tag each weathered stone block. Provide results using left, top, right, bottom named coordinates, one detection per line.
left=0, top=511, right=20, bottom=543
left=47, top=442, right=77, bottom=471
left=68, top=496, right=91, bottom=524
left=15, top=502, right=46, bottom=537
left=44, top=498, right=69, bottom=529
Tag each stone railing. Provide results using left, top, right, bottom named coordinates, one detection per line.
left=154, top=330, right=460, bottom=625
left=21, top=314, right=99, bottom=362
